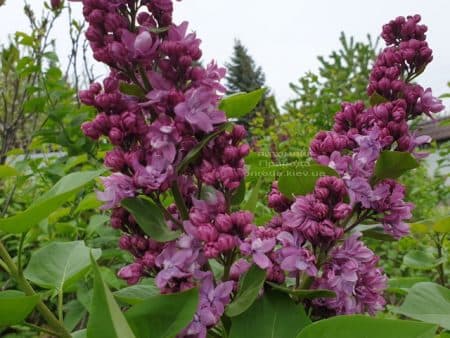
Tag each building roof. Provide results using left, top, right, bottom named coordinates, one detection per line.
left=415, top=116, right=450, bottom=143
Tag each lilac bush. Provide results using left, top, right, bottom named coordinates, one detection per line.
left=76, top=0, right=443, bottom=334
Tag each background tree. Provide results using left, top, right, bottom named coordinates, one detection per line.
left=225, top=39, right=276, bottom=129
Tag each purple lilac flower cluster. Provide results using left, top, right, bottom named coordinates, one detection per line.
left=242, top=14, right=443, bottom=316
left=77, top=1, right=443, bottom=333
left=75, top=0, right=245, bottom=334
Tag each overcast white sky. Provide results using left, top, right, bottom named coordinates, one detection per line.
left=1, top=0, right=449, bottom=107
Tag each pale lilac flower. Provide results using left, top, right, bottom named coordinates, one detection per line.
left=97, top=173, right=135, bottom=210
left=175, top=87, right=226, bottom=133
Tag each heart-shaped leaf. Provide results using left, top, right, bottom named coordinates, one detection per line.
left=24, top=241, right=101, bottom=292
left=392, top=282, right=450, bottom=330
left=122, top=197, right=181, bottom=242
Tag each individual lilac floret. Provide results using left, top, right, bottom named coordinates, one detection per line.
left=313, top=233, right=387, bottom=315
left=174, top=87, right=226, bottom=133
left=96, top=173, right=135, bottom=210
left=180, top=272, right=234, bottom=338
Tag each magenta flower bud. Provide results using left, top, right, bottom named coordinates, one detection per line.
left=88, top=9, right=103, bottom=23
left=110, top=42, right=127, bottom=62
left=197, top=224, right=219, bottom=242
left=231, top=211, right=254, bottom=227
left=85, top=26, right=103, bottom=43
left=119, top=236, right=131, bottom=250
left=223, top=146, right=239, bottom=162
left=109, top=127, right=123, bottom=145
left=178, top=55, right=193, bottom=68
left=51, top=0, right=63, bottom=10
left=141, top=252, right=156, bottom=268
left=190, top=66, right=205, bottom=81
left=217, top=234, right=236, bottom=252
left=232, top=124, right=247, bottom=140
left=79, top=89, right=95, bottom=106
left=215, top=213, right=233, bottom=233
left=118, top=263, right=143, bottom=285
left=204, top=242, right=220, bottom=258
left=104, top=149, right=125, bottom=171
left=104, top=12, right=126, bottom=32
left=137, top=12, right=153, bottom=26
left=93, top=113, right=110, bottom=132
left=122, top=111, right=137, bottom=131
left=81, top=121, right=100, bottom=140
left=111, top=216, right=123, bottom=229
left=333, top=203, right=352, bottom=220
left=238, top=144, right=250, bottom=157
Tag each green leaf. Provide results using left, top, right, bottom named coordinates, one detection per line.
left=125, top=288, right=199, bottom=338
left=403, top=250, right=441, bottom=270
left=121, top=197, right=181, bottom=242
left=387, top=277, right=431, bottom=295
left=177, top=123, right=229, bottom=173
left=229, top=290, right=311, bottom=338
left=119, top=82, right=146, bottom=97
left=0, top=165, right=19, bottom=178
left=266, top=282, right=336, bottom=300
left=0, top=169, right=104, bottom=233
left=87, top=254, right=136, bottom=338
left=75, top=193, right=102, bottom=213
left=114, top=284, right=159, bottom=305
left=392, top=282, right=450, bottom=330
left=72, top=330, right=87, bottom=338
left=369, top=92, right=388, bottom=106
left=242, top=177, right=262, bottom=213
left=219, top=88, right=266, bottom=118
left=278, top=164, right=338, bottom=197
left=374, top=151, right=419, bottom=181
left=226, top=265, right=266, bottom=317
left=231, top=179, right=246, bottom=206
left=433, top=215, right=450, bottom=233
left=24, top=241, right=102, bottom=292
left=0, top=291, right=39, bottom=327
left=297, top=315, right=437, bottom=338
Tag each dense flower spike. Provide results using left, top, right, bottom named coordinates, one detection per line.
left=77, top=2, right=443, bottom=334
left=313, top=233, right=387, bottom=315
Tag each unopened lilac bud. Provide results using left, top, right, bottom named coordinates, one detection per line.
left=217, top=234, right=236, bottom=252
left=109, top=127, right=123, bottom=145
left=232, top=125, right=247, bottom=140
left=51, top=0, right=63, bottom=10
left=104, top=149, right=125, bottom=171
left=81, top=121, right=100, bottom=140
left=197, top=224, right=219, bottom=242
left=238, top=144, right=250, bottom=157
left=118, top=263, right=143, bottom=285
left=215, top=213, right=233, bottom=232
left=333, top=203, right=352, bottom=220
left=119, top=235, right=132, bottom=250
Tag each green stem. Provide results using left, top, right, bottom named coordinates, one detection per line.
left=22, top=322, right=60, bottom=336
left=171, top=182, right=189, bottom=220
left=58, top=288, right=64, bottom=323
left=0, top=241, right=71, bottom=338
left=435, top=234, right=447, bottom=287
left=17, top=233, right=25, bottom=276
